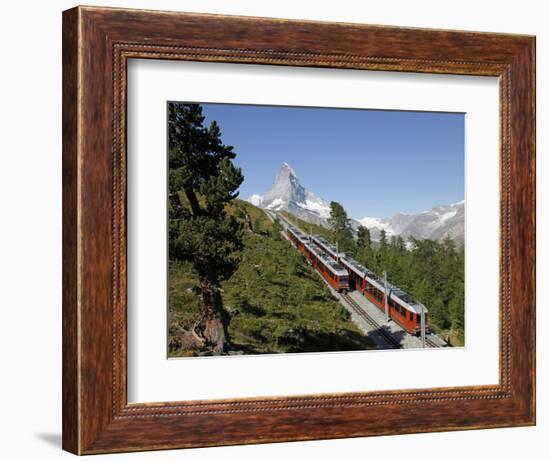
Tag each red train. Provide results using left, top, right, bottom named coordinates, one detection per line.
left=286, top=225, right=349, bottom=293
left=309, top=235, right=429, bottom=336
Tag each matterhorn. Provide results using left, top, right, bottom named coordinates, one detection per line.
left=246, top=163, right=331, bottom=226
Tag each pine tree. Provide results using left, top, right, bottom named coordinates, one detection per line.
left=328, top=201, right=355, bottom=254
left=357, top=226, right=372, bottom=249
left=379, top=229, right=388, bottom=246
left=168, top=102, right=244, bottom=353
left=449, top=289, right=465, bottom=332
left=328, top=201, right=349, bottom=231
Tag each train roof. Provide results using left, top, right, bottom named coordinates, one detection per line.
left=338, top=256, right=384, bottom=290
left=287, top=226, right=348, bottom=277
left=308, top=233, right=427, bottom=314
left=287, top=225, right=309, bottom=243
left=339, top=254, right=426, bottom=314
left=310, top=235, right=345, bottom=259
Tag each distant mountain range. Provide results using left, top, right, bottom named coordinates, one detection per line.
left=246, top=163, right=464, bottom=242
left=356, top=201, right=465, bottom=242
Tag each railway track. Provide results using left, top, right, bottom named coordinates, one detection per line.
left=425, top=336, right=440, bottom=348
left=341, top=293, right=402, bottom=349
left=343, top=293, right=444, bottom=349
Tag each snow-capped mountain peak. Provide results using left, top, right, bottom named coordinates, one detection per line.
left=281, top=161, right=297, bottom=177
left=246, top=163, right=331, bottom=225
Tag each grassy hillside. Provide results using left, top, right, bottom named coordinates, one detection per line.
left=169, top=200, right=374, bottom=357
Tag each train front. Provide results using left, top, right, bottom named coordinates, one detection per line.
left=413, top=304, right=430, bottom=336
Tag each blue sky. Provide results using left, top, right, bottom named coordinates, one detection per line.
left=198, top=103, right=464, bottom=218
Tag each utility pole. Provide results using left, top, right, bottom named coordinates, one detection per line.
left=383, top=271, right=389, bottom=322
left=420, top=305, right=426, bottom=348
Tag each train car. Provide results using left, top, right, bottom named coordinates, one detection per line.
left=339, top=255, right=429, bottom=335
left=309, top=235, right=345, bottom=261
left=307, top=235, right=428, bottom=335
left=286, top=226, right=349, bottom=293
left=302, top=244, right=350, bottom=293
left=286, top=225, right=307, bottom=252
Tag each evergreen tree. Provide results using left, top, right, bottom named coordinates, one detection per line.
left=356, top=225, right=373, bottom=266
left=379, top=229, right=388, bottom=246
left=449, top=289, right=465, bottom=332
left=328, top=201, right=349, bottom=231
left=391, top=235, right=406, bottom=252
left=168, top=102, right=244, bottom=353
left=357, top=226, right=372, bottom=249
left=328, top=201, right=355, bottom=253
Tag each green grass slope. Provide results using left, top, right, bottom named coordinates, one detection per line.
left=168, top=199, right=374, bottom=357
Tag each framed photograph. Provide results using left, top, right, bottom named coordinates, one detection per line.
left=62, top=6, right=535, bottom=455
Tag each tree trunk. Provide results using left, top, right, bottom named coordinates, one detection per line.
left=195, top=277, right=227, bottom=354
left=184, top=187, right=202, bottom=217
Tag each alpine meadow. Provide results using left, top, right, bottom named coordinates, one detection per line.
left=167, top=102, right=465, bottom=357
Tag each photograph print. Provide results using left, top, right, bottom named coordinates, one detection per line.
left=168, top=102, right=465, bottom=357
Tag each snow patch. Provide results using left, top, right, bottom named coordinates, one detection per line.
left=358, top=217, right=396, bottom=236
left=247, top=194, right=263, bottom=207
left=265, top=198, right=286, bottom=210
left=295, top=198, right=331, bottom=219
left=438, top=210, right=457, bottom=223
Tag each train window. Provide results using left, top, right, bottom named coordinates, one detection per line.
left=409, top=312, right=414, bottom=321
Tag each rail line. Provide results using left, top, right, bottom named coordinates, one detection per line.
left=341, top=293, right=402, bottom=349
left=343, top=292, right=443, bottom=349
left=425, top=337, right=440, bottom=348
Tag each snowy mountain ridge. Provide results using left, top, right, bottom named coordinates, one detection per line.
left=356, top=200, right=465, bottom=242
left=247, top=162, right=332, bottom=225
left=246, top=163, right=464, bottom=242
